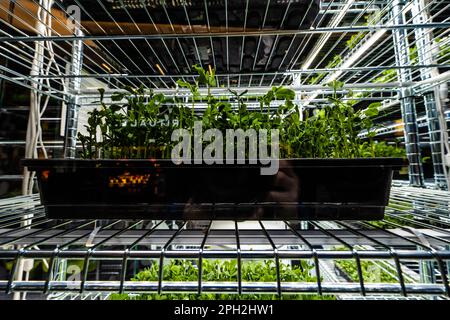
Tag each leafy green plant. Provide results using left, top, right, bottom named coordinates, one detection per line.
left=358, top=141, right=406, bottom=158
left=108, top=259, right=335, bottom=300
left=78, top=86, right=195, bottom=159
left=307, top=54, right=342, bottom=85
left=281, top=80, right=394, bottom=158
left=369, top=212, right=414, bottom=228
left=372, top=47, right=417, bottom=84
left=436, top=37, right=450, bottom=63
left=345, top=12, right=383, bottom=50
left=346, top=32, right=366, bottom=50
left=373, top=69, right=397, bottom=84
left=78, top=66, right=404, bottom=160
left=335, top=258, right=402, bottom=283
left=333, top=247, right=411, bottom=283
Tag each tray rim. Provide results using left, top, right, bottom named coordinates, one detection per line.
left=22, top=157, right=406, bottom=169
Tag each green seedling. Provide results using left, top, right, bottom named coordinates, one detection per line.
left=78, top=66, right=405, bottom=160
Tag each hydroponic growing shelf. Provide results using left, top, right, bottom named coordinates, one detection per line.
left=0, top=184, right=449, bottom=300
left=1, top=0, right=450, bottom=300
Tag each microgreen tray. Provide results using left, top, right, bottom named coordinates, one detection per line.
left=22, top=158, right=405, bottom=220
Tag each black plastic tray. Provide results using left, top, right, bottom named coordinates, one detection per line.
left=22, top=158, right=405, bottom=220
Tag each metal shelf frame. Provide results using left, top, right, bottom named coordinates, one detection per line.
left=1, top=0, right=449, bottom=190
left=0, top=185, right=449, bottom=299
left=0, top=0, right=448, bottom=91
left=1, top=0, right=450, bottom=300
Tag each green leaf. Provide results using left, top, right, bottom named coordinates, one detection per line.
left=109, top=104, right=122, bottom=112
left=193, top=64, right=208, bottom=84
left=273, top=87, right=295, bottom=100
left=176, top=79, right=192, bottom=89
left=111, top=92, right=126, bottom=102
left=364, top=106, right=379, bottom=118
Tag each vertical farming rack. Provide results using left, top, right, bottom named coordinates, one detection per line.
left=0, top=0, right=449, bottom=300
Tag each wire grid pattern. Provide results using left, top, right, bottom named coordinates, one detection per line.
left=0, top=0, right=449, bottom=91
left=0, top=184, right=449, bottom=299
left=0, top=0, right=449, bottom=159
left=0, top=0, right=450, bottom=300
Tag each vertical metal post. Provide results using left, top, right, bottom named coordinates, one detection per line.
left=447, top=245, right=450, bottom=281
left=417, top=246, right=435, bottom=284
left=0, top=57, right=6, bottom=108
left=63, top=28, right=84, bottom=159
left=411, top=0, right=448, bottom=190
left=391, top=0, right=424, bottom=187
left=292, top=73, right=303, bottom=121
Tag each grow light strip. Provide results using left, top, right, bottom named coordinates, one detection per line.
left=345, top=1, right=449, bottom=87
left=300, top=0, right=444, bottom=109
left=300, top=22, right=391, bottom=105
left=302, top=0, right=357, bottom=71
left=289, top=0, right=438, bottom=90
left=282, top=0, right=395, bottom=86
left=336, top=0, right=448, bottom=86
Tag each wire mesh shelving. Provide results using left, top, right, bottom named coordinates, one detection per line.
left=0, top=184, right=448, bottom=299
left=1, top=0, right=450, bottom=300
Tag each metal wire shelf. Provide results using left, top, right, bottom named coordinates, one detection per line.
left=1, top=0, right=450, bottom=300
left=0, top=184, right=449, bottom=299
